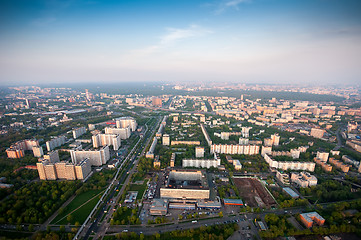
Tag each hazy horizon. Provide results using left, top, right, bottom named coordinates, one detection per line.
left=1, top=0, right=361, bottom=85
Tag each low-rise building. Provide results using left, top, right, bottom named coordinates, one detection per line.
left=153, top=156, right=161, bottom=168
left=276, top=171, right=290, bottom=185
left=328, top=158, right=350, bottom=173
left=150, top=199, right=168, bottom=216
left=290, top=172, right=318, bottom=187
left=314, top=158, right=332, bottom=172
left=283, top=187, right=299, bottom=198
left=300, top=212, right=325, bottom=228
left=195, top=147, right=205, bottom=158
left=162, top=134, right=170, bottom=146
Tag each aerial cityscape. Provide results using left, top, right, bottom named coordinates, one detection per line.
left=1, top=0, right=361, bottom=240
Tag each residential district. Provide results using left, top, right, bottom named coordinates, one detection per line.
left=0, top=83, right=361, bottom=240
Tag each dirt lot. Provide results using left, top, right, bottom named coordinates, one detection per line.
left=233, top=177, right=276, bottom=208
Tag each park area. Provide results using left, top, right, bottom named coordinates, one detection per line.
left=51, top=189, right=103, bottom=225
left=233, top=177, right=276, bottom=208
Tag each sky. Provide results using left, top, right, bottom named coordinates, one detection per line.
left=0, top=0, right=361, bottom=86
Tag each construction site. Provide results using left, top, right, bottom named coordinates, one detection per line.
left=233, top=177, right=277, bottom=208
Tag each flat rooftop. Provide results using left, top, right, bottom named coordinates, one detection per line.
left=164, top=169, right=209, bottom=190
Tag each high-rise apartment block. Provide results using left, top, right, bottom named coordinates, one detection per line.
left=46, top=136, right=66, bottom=151
left=92, top=134, right=121, bottom=150
left=37, top=159, right=91, bottom=180
left=73, top=127, right=86, bottom=139
left=70, top=146, right=110, bottom=166
left=105, top=126, right=131, bottom=139
left=6, top=139, right=42, bottom=158
left=116, top=117, right=137, bottom=131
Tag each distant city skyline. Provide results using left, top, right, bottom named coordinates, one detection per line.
left=0, top=0, right=361, bottom=85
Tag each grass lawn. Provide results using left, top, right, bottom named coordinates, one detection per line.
left=51, top=189, right=103, bottom=225
left=129, top=180, right=148, bottom=199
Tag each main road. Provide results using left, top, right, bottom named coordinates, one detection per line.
left=73, top=116, right=162, bottom=240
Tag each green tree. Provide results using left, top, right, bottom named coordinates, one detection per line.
left=28, top=224, right=34, bottom=232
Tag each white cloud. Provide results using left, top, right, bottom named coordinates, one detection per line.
left=129, top=25, right=213, bottom=56
left=160, top=25, right=212, bottom=45
left=215, top=0, right=250, bottom=14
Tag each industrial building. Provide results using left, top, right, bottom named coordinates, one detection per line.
left=282, top=187, right=299, bottom=198
left=223, top=199, right=244, bottom=206
left=150, top=199, right=168, bottom=216
left=160, top=170, right=210, bottom=199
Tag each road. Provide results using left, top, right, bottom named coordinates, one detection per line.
left=75, top=116, right=162, bottom=240
left=105, top=207, right=305, bottom=238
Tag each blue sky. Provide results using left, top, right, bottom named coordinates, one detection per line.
left=0, top=0, right=360, bottom=85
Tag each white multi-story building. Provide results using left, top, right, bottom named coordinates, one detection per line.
left=162, top=134, right=170, bottom=146
left=201, top=124, right=213, bottom=146
left=105, top=126, right=131, bottom=139
left=42, top=150, right=60, bottom=163
left=37, top=158, right=91, bottom=180
left=46, top=136, right=66, bottom=151
left=210, top=144, right=259, bottom=155
left=73, top=127, right=86, bottom=139
left=271, top=134, right=280, bottom=146
left=264, top=154, right=315, bottom=172
left=261, top=146, right=272, bottom=157
left=70, top=146, right=110, bottom=166
left=233, top=160, right=242, bottom=170
left=241, top=127, right=252, bottom=138
left=316, top=151, right=329, bottom=162
left=290, top=149, right=301, bottom=159
left=276, top=171, right=290, bottom=185
left=290, top=172, right=318, bottom=187
left=92, top=133, right=121, bottom=150
left=146, top=137, right=157, bottom=159
left=195, top=147, right=205, bottom=158
left=183, top=155, right=221, bottom=169
left=116, top=117, right=137, bottom=131
left=239, top=138, right=249, bottom=145
left=32, top=146, right=44, bottom=157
